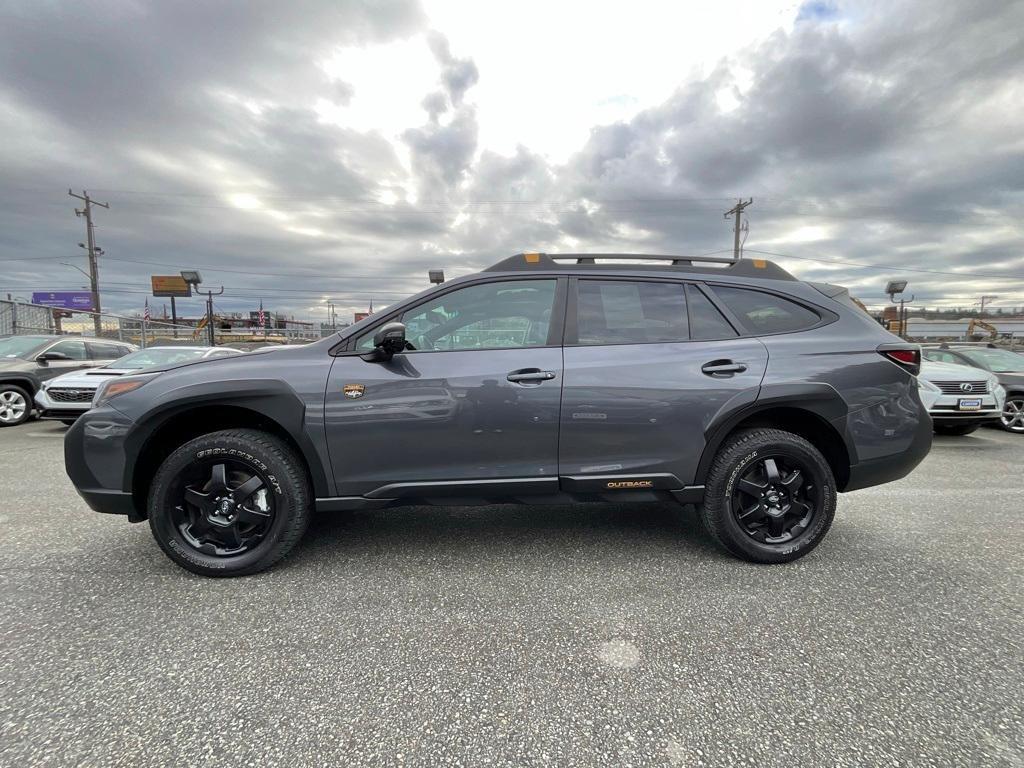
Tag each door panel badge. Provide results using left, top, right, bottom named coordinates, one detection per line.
left=343, top=383, right=365, bottom=399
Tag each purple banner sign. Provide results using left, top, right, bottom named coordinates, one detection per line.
left=31, top=291, right=95, bottom=311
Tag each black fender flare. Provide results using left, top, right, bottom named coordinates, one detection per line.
left=122, top=378, right=331, bottom=498
left=693, top=382, right=855, bottom=486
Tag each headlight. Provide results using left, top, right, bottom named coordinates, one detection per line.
left=993, top=383, right=1006, bottom=402
left=917, top=378, right=941, bottom=393
left=92, top=374, right=157, bottom=408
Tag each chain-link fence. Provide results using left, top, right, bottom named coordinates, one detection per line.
left=1, top=299, right=324, bottom=348
left=0, top=299, right=55, bottom=336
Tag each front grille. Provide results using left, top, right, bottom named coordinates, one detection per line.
left=48, top=388, right=95, bottom=403
left=934, top=380, right=989, bottom=395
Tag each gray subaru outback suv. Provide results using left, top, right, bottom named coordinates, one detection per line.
left=65, top=253, right=932, bottom=576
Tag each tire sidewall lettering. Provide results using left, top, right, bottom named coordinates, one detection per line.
left=194, top=447, right=283, bottom=495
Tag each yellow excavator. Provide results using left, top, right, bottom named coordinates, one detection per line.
left=965, top=318, right=999, bottom=340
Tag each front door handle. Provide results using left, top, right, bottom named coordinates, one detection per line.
left=507, top=369, right=557, bottom=383
left=701, top=360, right=748, bottom=376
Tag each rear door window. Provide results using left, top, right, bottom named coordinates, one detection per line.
left=88, top=342, right=128, bottom=361
left=575, top=280, right=688, bottom=344
left=712, top=286, right=821, bottom=335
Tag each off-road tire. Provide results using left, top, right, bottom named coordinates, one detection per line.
left=701, top=428, right=837, bottom=564
left=148, top=429, right=311, bottom=577
left=934, top=422, right=979, bottom=436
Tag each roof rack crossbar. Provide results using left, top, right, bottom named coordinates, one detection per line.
left=547, top=253, right=739, bottom=266
left=484, top=252, right=795, bottom=280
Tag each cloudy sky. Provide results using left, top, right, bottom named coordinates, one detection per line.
left=1, top=0, right=1022, bottom=323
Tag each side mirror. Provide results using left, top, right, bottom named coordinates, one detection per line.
left=37, top=351, right=70, bottom=363
left=361, top=322, right=408, bottom=362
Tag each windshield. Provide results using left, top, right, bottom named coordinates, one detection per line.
left=109, top=348, right=208, bottom=370
left=960, top=348, right=1024, bottom=373
left=0, top=336, right=52, bottom=359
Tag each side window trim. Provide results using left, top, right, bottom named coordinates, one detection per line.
left=337, top=276, right=568, bottom=356
left=687, top=283, right=742, bottom=340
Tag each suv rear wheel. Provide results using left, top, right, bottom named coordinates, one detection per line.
left=147, top=429, right=311, bottom=577
left=701, top=429, right=837, bottom=564
left=0, top=384, right=32, bottom=427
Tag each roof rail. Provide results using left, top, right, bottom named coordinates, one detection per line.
left=485, top=252, right=795, bottom=280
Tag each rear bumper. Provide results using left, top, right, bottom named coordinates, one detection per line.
left=843, top=404, right=933, bottom=492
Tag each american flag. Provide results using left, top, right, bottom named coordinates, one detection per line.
left=143, top=298, right=151, bottom=321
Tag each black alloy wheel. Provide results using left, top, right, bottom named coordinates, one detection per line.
left=172, top=459, right=276, bottom=556
left=148, top=429, right=311, bottom=577
left=731, top=454, right=818, bottom=544
left=701, top=428, right=837, bottom=564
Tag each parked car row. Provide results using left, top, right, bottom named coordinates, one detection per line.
left=919, top=344, right=1024, bottom=435
left=0, top=335, right=242, bottom=426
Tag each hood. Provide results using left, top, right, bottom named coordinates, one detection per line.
left=918, top=360, right=998, bottom=384
left=0, top=358, right=30, bottom=371
left=43, top=368, right=134, bottom=388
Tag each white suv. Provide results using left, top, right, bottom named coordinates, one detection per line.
left=917, top=359, right=1005, bottom=435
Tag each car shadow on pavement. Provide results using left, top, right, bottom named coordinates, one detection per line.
left=294, top=502, right=724, bottom=565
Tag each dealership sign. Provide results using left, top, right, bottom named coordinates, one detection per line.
left=31, top=291, right=95, bottom=310
left=151, top=275, right=192, bottom=297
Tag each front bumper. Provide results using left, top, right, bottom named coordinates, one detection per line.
left=64, top=406, right=141, bottom=521
left=34, top=388, right=94, bottom=420
left=927, top=395, right=1002, bottom=423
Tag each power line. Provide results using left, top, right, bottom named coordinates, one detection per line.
left=744, top=248, right=1023, bottom=280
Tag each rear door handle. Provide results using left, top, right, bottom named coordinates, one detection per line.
left=507, top=369, right=557, bottom=383
left=701, top=360, right=748, bottom=376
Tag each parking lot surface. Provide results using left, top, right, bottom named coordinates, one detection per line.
left=1, top=420, right=1022, bottom=767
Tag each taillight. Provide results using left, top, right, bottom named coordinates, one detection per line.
left=878, top=345, right=921, bottom=376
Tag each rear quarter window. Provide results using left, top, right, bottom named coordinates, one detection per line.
left=712, top=286, right=821, bottom=335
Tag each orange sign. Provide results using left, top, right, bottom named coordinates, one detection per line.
left=151, top=275, right=192, bottom=297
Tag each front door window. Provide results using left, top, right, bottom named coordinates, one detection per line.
left=357, top=280, right=557, bottom=352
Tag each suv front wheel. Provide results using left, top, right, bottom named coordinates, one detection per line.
left=148, top=429, right=311, bottom=577
left=701, top=428, right=837, bottom=564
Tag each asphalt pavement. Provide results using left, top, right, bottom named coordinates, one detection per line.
left=1, top=420, right=1021, bottom=767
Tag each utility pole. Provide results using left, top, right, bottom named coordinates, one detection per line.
left=69, top=189, right=109, bottom=337
left=204, top=286, right=224, bottom=346
left=978, top=295, right=999, bottom=315
left=724, top=198, right=753, bottom=259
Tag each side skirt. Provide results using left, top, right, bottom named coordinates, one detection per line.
left=315, top=475, right=706, bottom=512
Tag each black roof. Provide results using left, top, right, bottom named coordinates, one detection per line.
left=484, top=252, right=795, bottom=281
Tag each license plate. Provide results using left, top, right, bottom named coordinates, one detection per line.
left=958, top=398, right=982, bottom=411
